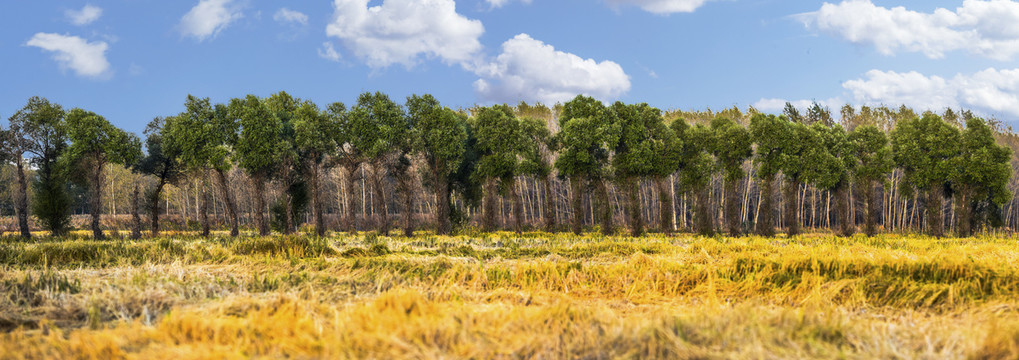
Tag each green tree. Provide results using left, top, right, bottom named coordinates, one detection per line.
left=803, top=123, right=855, bottom=236
left=264, top=91, right=303, bottom=235
left=949, top=117, right=1012, bottom=236
left=608, top=102, right=667, bottom=236
left=555, top=95, right=615, bottom=235
left=408, top=94, right=467, bottom=235
left=710, top=117, right=752, bottom=236
left=136, top=117, right=182, bottom=237
left=890, top=113, right=960, bottom=237
left=849, top=125, right=893, bottom=237
left=347, top=91, right=406, bottom=236
left=65, top=109, right=142, bottom=239
left=293, top=100, right=338, bottom=237
left=232, top=95, right=285, bottom=236
left=327, top=102, right=360, bottom=233
left=676, top=121, right=716, bottom=236
left=651, top=119, right=682, bottom=236
left=7, top=97, right=67, bottom=238
left=519, top=116, right=557, bottom=232
left=779, top=121, right=812, bottom=236
left=749, top=114, right=789, bottom=237
left=472, top=104, right=524, bottom=233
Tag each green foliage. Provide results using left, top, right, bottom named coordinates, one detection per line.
left=9, top=97, right=71, bottom=234
left=950, top=117, right=1013, bottom=229
left=608, top=102, right=668, bottom=178
left=163, top=96, right=233, bottom=173
left=271, top=181, right=310, bottom=233
left=472, top=104, right=523, bottom=182
left=293, top=100, right=337, bottom=164
left=891, top=113, right=961, bottom=196
left=749, top=114, right=789, bottom=179
left=32, top=157, right=71, bottom=235
left=232, top=95, right=286, bottom=176
left=408, top=94, right=466, bottom=179
left=849, top=125, right=893, bottom=183
left=675, top=122, right=715, bottom=189
left=518, top=116, right=552, bottom=177
left=710, top=117, right=751, bottom=182
left=803, top=124, right=853, bottom=190
left=554, top=95, right=614, bottom=179
left=347, top=91, right=407, bottom=161
left=137, top=117, right=182, bottom=183
left=64, top=108, right=142, bottom=175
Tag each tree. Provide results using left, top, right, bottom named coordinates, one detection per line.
left=327, top=102, right=360, bottom=233
left=293, top=100, right=338, bottom=237
left=164, top=96, right=240, bottom=237
left=608, top=102, right=667, bottom=236
left=779, top=121, right=812, bottom=236
left=519, top=116, right=557, bottom=232
left=949, top=117, right=1012, bottom=236
left=676, top=121, right=716, bottom=236
left=749, top=114, right=789, bottom=237
left=710, top=117, right=752, bottom=236
left=264, top=91, right=302, bottom=235
left=233, top=95, right=285, bottom=236
left=555, top=95, right=615, bottom=235
left=803, top=123, right=855, bottom=236
left=65, top=109, right=142, bottom=239
left=136, top=117, right=183, bottom=237
left=472, top=104, right=524, bottom=233
left=408, top=94, right=467, bottom=235
left=651, top=119, right=682, bottom=236
left=849, top=125, right=893, bottom=237
left=891, top=113, right=960, bottom=237
left=347, top=91, right=406, bottom=236
left=7, top=97, right=66, bottom=238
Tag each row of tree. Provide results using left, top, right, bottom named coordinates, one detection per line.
left=1, top=93, right=1012, bottom=239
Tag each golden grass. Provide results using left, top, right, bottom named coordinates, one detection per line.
left=2, top=232, right=1019, bottom=359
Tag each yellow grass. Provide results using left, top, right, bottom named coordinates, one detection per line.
left=2, top=232, right=1019, bottom=359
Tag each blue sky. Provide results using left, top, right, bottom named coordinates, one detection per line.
left=2, top=0, right=1018, bottom=134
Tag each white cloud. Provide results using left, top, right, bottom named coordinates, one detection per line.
left=756, top=68, right=1019, bottom=118
left=178, top=0, right=243, bottom=41
left=485, top=0, right=532, bottom=8
left=472, top=34, right=631, bottom=104
left=66, top=4, right=102, bottom=26
left=800, top=0, right=1019, bottom=60
left=274, top=8, right=308, bottom=25
left=26, top=33, right=111, bottom=78
left=606, top=0, right=714, bottom=14
left=318, top=42, right=341, bottom=62
left=325, top=0, right=484, bottom=68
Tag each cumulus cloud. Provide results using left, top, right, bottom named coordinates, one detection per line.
left=274, top=8, right=308, bottom=25
left=318, top=42, right=341, bottom=62
left=26, top=33, right=111, bottom=78
left=178, top=0, right=243, bottom=41
left=800, top=0, right=1019, bottom=60
left=472, top=34, right=631, bottom=104
left=606, top=0, right=714, bottom=14
left=325, top=0, right=484, bottom=68
left=66, top=4, right=102, bottom=26
left=756, top=68, right=1019, bottom=118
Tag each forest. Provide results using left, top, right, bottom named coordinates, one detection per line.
left=1, top=93, right=1015, bottom=239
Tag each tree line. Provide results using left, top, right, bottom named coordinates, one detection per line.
left=1, top=93, right=1014, bottom=239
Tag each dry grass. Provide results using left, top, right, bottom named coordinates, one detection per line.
left=2, top=232, right=1019, bottom=359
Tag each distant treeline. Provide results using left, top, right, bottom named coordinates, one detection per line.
left=2, top=94, right=1014, bottom=239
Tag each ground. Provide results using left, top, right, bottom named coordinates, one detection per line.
left=2, top=231, right=1018, bottom=359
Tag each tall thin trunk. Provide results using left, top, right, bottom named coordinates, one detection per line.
left=435, top=167, right=451, bottom=235
left=862, top=179, right=878, bottom=237
left=510, top=176, right=524, bottom=234
left=214, top=169, right=239, bottom=237
left=15, top=159, right=30, bottom=239
left=695, top=186, right=713, bottom=236
left=149, top=176, right=166, bottom=237
left=595, top=177, right=613, bottom=236
left=724, top=175, right=741, bottom=237
left=570, top=176, right=584, bottom=235
left=784, top=177, right=801, bottom=236
left=542, top=174, right=555, bottom=232
left=756, top=176, right=775, bottom=237
left=89, top=158, right=105, bottom=240
left=927, top=187, right=944, bottom=238
left=253, top=171, right=269, bottom=236
left=200, top=177, right=210, bottom=238
left=371, top=161, right=389, bottom=236
left=399, top=167, right=415, bottom=237
left=956, top=186, right=972, bottom=237
left=482, top=178, right=498, bottom=232
left=130, top=183, right=142, bottom=240
left=343, top=163, right=359, bottom=233
left=835, top=184, right=853, bottom=237
left=623, top=176, right=643, bottom=236
left=310, top=160, right=326, bottom=237
left=656, top=176, right=674, bottom=236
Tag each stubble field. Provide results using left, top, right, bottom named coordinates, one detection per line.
left=2, top=231, right=1019, bottom=359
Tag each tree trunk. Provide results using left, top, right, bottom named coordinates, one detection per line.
left=399, top=168, right=415, bottom=237
left=784, top=177, right=801, bottom=236
left=200, top=178, right=210, bottom=238
left=310, top=161, right=326, bottom=237
left=570, top=176, right=584, bottom=235
left=835, top=185, right=853, bottom=237
left=371, top=161, right=389, bottom=236
left=595, top=177, right=613, bottom=236
left=482, top=178, right=498, bottom=232
left=510, top=177, right=524, bottom=234
left=343, top=163, right=359, bottom=233
left=130, top=183, right=142, bottom=240
left=88, top=159, right=105, bottom=240
left=756, top=176, right=775, bottom=237
left=435, top=167, right=451, bottom=235
left=253, top=171, right=269, bottom=236
left=927, top=187, right=944, bottom=238
left=214, top=169, right=239, bottom=237
left=862, top=179, right=878, bottom=237
left=656, top=176, right=674, bottom=236
left=283, top=188, right=295, bottom=235
left=623, top=176, right=643, bottom=236
left=724, top=175, right=741, bottom=237
left=15, top=159, right=30, bottom=239
left=149, top=176, right=166, bottom=237
left=695, top=186, right=713, bottom=236
left=956, top=186, right=972, bottom=237
left=542, top=174, right=556, bottom=232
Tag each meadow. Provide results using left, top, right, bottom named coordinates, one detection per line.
left=2, top=231, right=1019, bottom=359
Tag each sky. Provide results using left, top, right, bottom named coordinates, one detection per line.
left=2, top=0, right=1019, bottom=134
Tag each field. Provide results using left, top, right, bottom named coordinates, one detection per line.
left=2, top=231, right=1019, bottom=359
